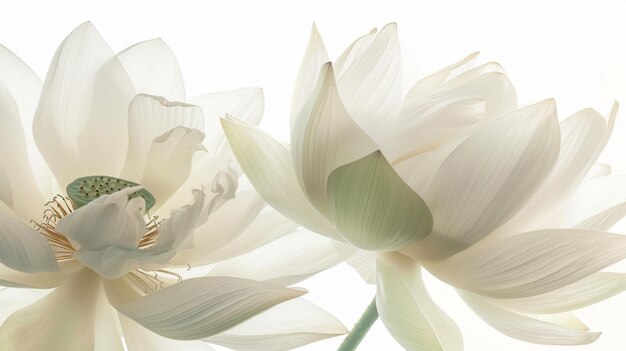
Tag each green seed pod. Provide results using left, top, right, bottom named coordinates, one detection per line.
left=66, top=175, right=156, bottom=211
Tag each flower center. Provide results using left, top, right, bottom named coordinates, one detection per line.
left=66, top=175, right=156, bottom=211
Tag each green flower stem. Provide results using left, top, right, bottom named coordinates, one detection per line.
left=337, top=296, right=379, bottom=351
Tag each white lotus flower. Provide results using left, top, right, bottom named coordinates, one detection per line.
left=0, top=22, right=348, bottom=351
left=222, top=23, right=626, bottom=349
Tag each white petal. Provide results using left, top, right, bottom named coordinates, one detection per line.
left=112, top=276, right=305, bottom=339
left=334, top=28, right=377, bottom=77
left=408, top=99, right=560, bottom=260
left=346, top=250, right=376, bottom=284
left=0, top=82, right=45, bottom=220
left=376, top=252, right=463, bottom=351
left=290, top=23, right=329, bottom=126
left=496, top=104, right=618, bottom=234
left=181, top=210, right=298, bottom=266
left=118, top=39, right=186, bottom=101
left=0, top=213, right=58, bottom=273
left=191, top=88, right=264, bottom=157
left=207, top=229, right=355, bottom=286
left=94, top=286, right=125, bottom=351
left=0, top=269, right=100, bottom=350
left=140, top=126, right=206, bottom=205
left=575, top=202, right=626, bottom=231
left=33, top=22, right=135, bottom=187
left=586, top=162, right=611, bottom=180
left=459, top=291, right=600, bottom=345
left=0, top=287, right=51, bottom=323
left=122, top=94, right=204, bottom=181
left=291, top=63, right=378, bottom=218
left=220, top=116, right=340, bottom=240
left=328, top=151, right=432, bottom=251
left=427, top=229, right=626, bottom=298
left=336, top=23, right=402, bottom=138
left=404, top=52, right=479, bottom=101
left=121, top=315, right=215, bottom=351
left=0, top=45, right=51, bottom=202
left=487, top=272, right=626, bottom=314
left=206, top=298, right=346, bottom=351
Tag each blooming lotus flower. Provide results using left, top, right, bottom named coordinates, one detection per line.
left=222, top=22, right=626, bottom=349
left=0, top=22, right=349, bottom=351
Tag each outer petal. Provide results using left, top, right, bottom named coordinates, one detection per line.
left=33, top=22, right=135, bottom=187
left=487, top=272, right=626, bottom=314
left=575, top=202, right=626, bottom=231
left=206, top=298, right=347, bottom=351
left=191, top=88, right=264, bottom=157
left=407, top=99, right=560, bottom=260
left=376, top=252, right=463, bottom=351
left=110, top=276, right=305, bottom=340
left=122, top=94, right=204, bottom=181
left=291, top=63, right=378, bottom=218
left=327, top=151, right=432, bottom=251
left=118, top=39, right=186, bottom=101
left=207, top=229, right=355, bottom=286
left=459, top=291, right=600, bottom=345
left=346, top=250, right=376, bottom=284
left=221, top=116, right=339, bottom=240
left=0, top=269, right=100, bottom=351
left=120, top=315, right=215, bottom=351
left=0, top=287, right=51, bottom=323
left=426, top=229, right=626, bottom=298
left=0, top=81, right=46, bottom=220
left=0, top=213, right=58, bottom=273
left=335, top=23, right=402, bottom=139
left=140, top=126, right=207, bottom=206
left=290, top=23, right=329, bottom=125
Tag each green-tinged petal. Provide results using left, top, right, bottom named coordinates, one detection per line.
left=110, top=276, right=305, bottom=340
left=220, top=116, right=339, bottom=240
left=328, top=151, right=432, bottom=251
left=118, top=39, right=186, bottom=101
left=376, top=252, right=462, bottom=351
left=427, top=229, right=626, bottom=298
left=459, top=291, right=600, bottom=345
left=291, top=62, right=378, bottom=219
left=206, top=298, right=347, bottom=351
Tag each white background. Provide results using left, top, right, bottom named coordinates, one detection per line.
left=2, top=0, right=626, bottom=350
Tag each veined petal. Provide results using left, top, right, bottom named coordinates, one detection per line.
left=118, top=39, right=186, bottom=101
left=180, top=210, right=298, bottom=266
left=207, top=229, right=355, bottom=286
left=336, top=23, right=403, bottom=137
left=0, top=45, right=51, bottom=202
left=334, top=28, right=377, bottom=77
left=427, top=229, right=626, bottom=298
left=0, top=81, right=45, bottom=220
left=0, top=269, right=100, bottom=351
left=112, top=276, right=305, bottom=340
left=328, top=151, right=432, bottom=251
left=122, top=94, right=204, bottom=181
left=376, top=252, right=463, bottom=351
left=291, top=63, right=378, bottom=219
left=33, top=22, right=135, bottom=187
left=408, top=99, right=560, bottom=260
left=459, top=291, right=600, bottom=345
left=221, top=116, right=339, bottom=240
left=120, top=315, right=215, bottom=351
left=496, top=104, right=618, bottom=234
left=486, top=272, right=626, bottom=314
left=290, top=23, right=329, bottom=126
left=206, top=297, right=347, bottom=351
left=191, top=88, right=264, bottom=157
left=0, top=213, right=58, bottom=273
left=0, top=287, right=51, bottom=323
left=140, top=126, right=207, bottom=206
left=575, top=202, right=626, bottom=231
left=94, top=287, right=125, bottom=351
